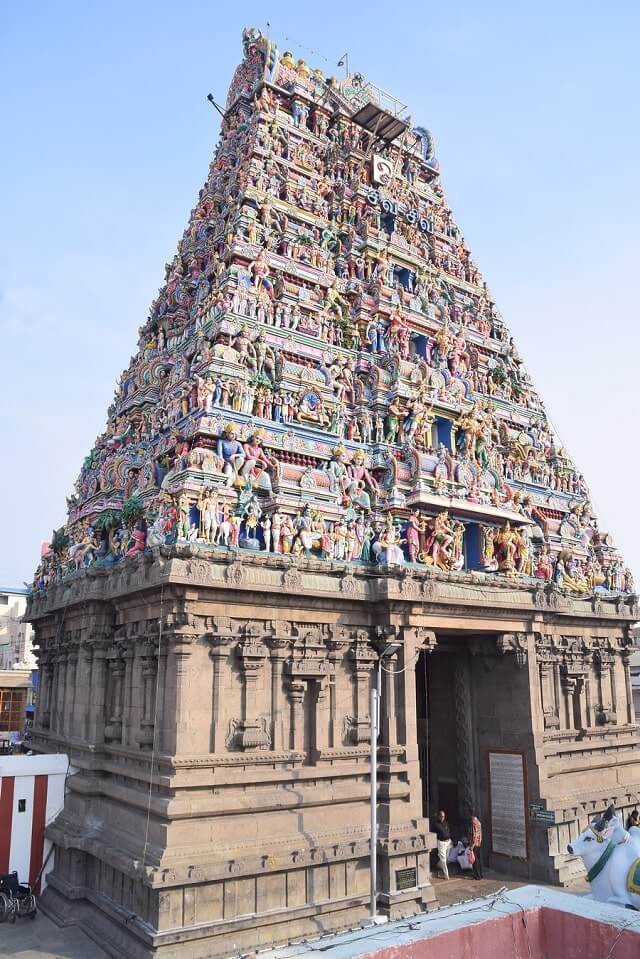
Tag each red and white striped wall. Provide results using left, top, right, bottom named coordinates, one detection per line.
left=0, top=754, right=68, bottom=893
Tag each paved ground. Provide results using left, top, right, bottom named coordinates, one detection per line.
left=430, top=868, right=523, bottom=907
left=0, top=911, right=109, bottom=959
left=430, top=866, right=590, bottom=909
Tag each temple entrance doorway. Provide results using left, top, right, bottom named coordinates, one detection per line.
left=416, top=639, right=481, bottom=842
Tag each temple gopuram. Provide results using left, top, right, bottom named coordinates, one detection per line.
left=27, top=28, right=639, bottom=959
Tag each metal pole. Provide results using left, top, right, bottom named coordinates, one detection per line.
left=370, top=676, right=377, bottom=919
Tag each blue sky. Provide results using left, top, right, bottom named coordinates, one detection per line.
left=1, top=1, right=639, bottom=586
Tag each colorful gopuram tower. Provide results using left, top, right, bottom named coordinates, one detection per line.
left=27, top=28, right=639, bottom=959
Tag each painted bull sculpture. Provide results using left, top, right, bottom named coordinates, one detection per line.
left=568, top=806, right=640, bottom=910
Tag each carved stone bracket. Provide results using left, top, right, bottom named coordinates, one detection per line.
left=349, top=636, right=377, bottom=674
left=496, top=632, right=528, bottom=668
left=402, top=626, right=437, bottom=652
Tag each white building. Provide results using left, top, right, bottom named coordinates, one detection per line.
left=0, top=753, right=69, bottom=891
left=0, top=586, right=35, bottom=670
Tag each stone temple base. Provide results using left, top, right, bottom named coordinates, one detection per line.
left=27, top=547, right=639, bottom=958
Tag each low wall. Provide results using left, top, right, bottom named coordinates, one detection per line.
left=261, top=886, right=640, bottom=959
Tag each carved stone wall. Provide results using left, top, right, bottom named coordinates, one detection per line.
left=27, top=552, right=639, bottom=957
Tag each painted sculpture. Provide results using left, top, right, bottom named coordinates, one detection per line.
left=31, top=27, right=634, bottom=603
left=567, top=807, right=640, bottom=910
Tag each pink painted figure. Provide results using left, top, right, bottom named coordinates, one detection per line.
left=534, top=546, right=553, bottom=582
left=405, top=511, right=424, bottom=563
left=125, top=527, right=146, bottom=559
left=242, top=429, right=277, bottom=490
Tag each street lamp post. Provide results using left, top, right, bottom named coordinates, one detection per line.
left=370, top=641, right=401, bottom=922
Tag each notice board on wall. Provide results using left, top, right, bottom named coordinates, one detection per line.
left=488, top=751, right=527, bottom=859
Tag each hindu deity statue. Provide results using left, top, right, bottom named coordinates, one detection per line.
left=292, top=504, right=322, bottom=557
left=377, top=514, right=405, bottom=565
left=423, top=510, right=465, bottom=571
left=241, top=428, right=278, bottom=491
left=197, top=488, right=219, bottom=543
left=125, top=525, right=147, bottom=559
left=325, top=278, right=350, bottom=323
left=216, top=423, right=246, bottom=486
left=384, top=398, right=404, bottom=444
left=494, top=521, right=525, bottom=577
left=296, top=391, right=330, bottom=428
left=480, top=525, right=498, bottom=572
left=249, top=249, right=275, bottom=299
left=534, top=544, right=554, bottom=582
left=405, top=511, right=426, bottom=563
left=240, top=495, right=263, bottom=549
left=324, top=444, right=350, bottom=496
left=346, top=450, right=379, bottom=510
left=554, top=552, right=590, bottom=593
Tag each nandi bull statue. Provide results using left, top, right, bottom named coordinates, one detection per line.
left=568, top=805, right=640, bottom=910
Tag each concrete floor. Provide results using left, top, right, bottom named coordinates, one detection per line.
left=430, top=870, right=523, bottom=908
left=0, top=911, right=109, bottom=959
left=430, top=866, right=590, bottom=909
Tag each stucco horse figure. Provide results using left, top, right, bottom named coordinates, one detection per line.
left=567, top=806, right=640, bottom=909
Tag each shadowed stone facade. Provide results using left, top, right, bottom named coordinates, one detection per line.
left=28, top=551, right=639, bottom=958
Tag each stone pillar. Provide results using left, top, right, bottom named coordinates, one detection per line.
left=267, top=638, right=289, bottom=752
left=287, top=679, right=306, bottom=752
left=348, top=633, right=376, bottom=745
left=104, top=650, right=126, bottom=743
left=53, top=651, right=67, bottom=735
left=154, top=640, right=168, bottom=753
left=453, top=651, right=475, bottom=820
left=208, top=635, right=233, bottom=754
left=327, top=630, right=349, bottom=749
left=65, top=647, right=78, bottom=737
left=539, top=661, right=560, bottom=730
left=86, top=640, right=109, bottom=743
left=584, top=673, right=593, bottom=727
left=594, top=647, right=616, bottom=724
left=74, top=640, right=93, bottom=741
left=622, top=650, right=635, bottom=724
left=610, top=663, right=618, bottom=718
left=39, top=657, right=54, bottom=730
left=235, top=634, right=269, bottom=750
left=122, top=644, right=135, bottom=746
left=172, top=632, right=196, bottom=755
left=380, top=650, right=399, bottom=748
left=561, top=674, right=576, bottom=730
left=314, top=679, right=330, bottom=754
left=137, top=641, right=158, bottom=750
left=553, top=662, right=562, bottom=727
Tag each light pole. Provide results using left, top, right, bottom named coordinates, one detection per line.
left=370, top=641, right=401, bottom=923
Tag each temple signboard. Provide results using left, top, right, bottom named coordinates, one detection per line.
left=489, top=751, right=528, bottom=859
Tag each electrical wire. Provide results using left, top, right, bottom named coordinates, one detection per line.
left=256, top=886, right=537, bottom=957
left=380, top=646, right=422, bottom=674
